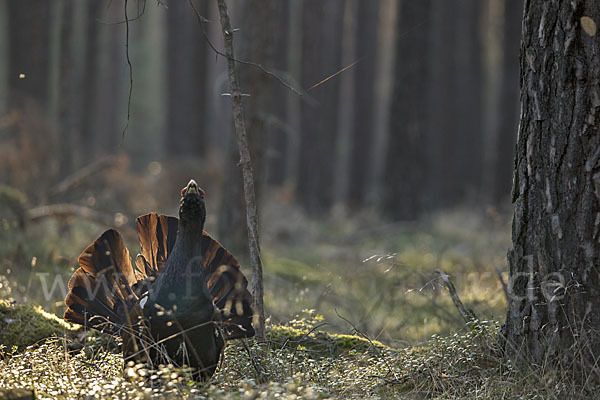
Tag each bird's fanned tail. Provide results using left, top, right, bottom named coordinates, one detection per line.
left=64, top=229, right=142, bottom=336
left=64, top=214, right=254, bottom=342
left=135, top=213, right=255, bottom=340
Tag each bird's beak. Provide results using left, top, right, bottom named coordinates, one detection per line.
left=185, top=179, right=198, bottom=195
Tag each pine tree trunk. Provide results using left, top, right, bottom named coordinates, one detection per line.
left=493, top=0, right=523, bottom=202
left=502, top=0, right=600, bottom=377
left=165, top=0, right=208, bottom=157
left=383, top=0, right=430, bottom=220
left=297, top=0, right=344, bottom=214
left=348, top=0, right=379, bottom=210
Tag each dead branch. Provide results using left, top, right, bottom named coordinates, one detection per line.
left=215, top=0, right=265, bottom=341
left=496, top=267, right=509, bottom=305
left=48, top=155, right=120, bottom=198
left=435, top=269, right=478, bottom=324
left=27, top=204, right=136, bottom=237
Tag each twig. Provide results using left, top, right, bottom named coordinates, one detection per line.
left=187, top=0, right=304, bottom=97
left=307, top=59, right=362, bottom=91
left=122, top=0, right=133, bottom=140
left=287, top=322, right=328, bottom=376
left=496, top=267, right=509, bottom=305
left=97, top=0, right=147, bottom=25
left=215, top=0, right=266, bottom=341
left=435, top=269, right=478, bottom=324
left=241, top=338, right=267, bottom=383
left=335, top=309, right=398, bottom=381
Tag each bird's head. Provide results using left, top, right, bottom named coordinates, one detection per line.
left=179, top=179, right=206, bottom=231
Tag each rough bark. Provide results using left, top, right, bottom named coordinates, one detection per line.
left=215, top=0, right=265, bottom=341
left=502, top=0, right=600, bottom=378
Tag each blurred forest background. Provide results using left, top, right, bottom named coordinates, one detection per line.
left=0, top=0, right=522, bottom=345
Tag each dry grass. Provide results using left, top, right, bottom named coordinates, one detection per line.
left=0, top=314, right=595, bottom=399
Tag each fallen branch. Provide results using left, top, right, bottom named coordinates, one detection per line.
left=215, top=0, right=265, bottom=341
left=48, top=155, right=120, bottom=198
left=436, top=269, right=478, bottom=324
left=27, top=204, right=135, bottom=237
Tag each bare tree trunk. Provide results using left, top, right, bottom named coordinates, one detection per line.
left=8, top=0, right=50, bottom=103
left=0, top=0, right=8, bottom=117
left=165, top=0, right=208, bottom=158
left=367, top=0, right=398, bottom=207
left=501, top=0, right=600, bottom=378
left=283, top=0, right=303, bottom=190
left=215, top=0, right=265, bottom=341
left=383, top=0, right=431, bottom=220
left=65, top=1, right=90, bottom=169
left=425, top=1, right=459, bottom=208
left=264, top=1, right=290, bottom=186
left=332, top=0, right=357, bottom=212
left=80, top=1, right=102, bottom=154
left=90, top=3, right=125, bottom=152
left=493, top=0, right=523, bottom=202
left=298, top=0, right=345, bottom=214
left=348, top=0, right=379, bottom=210
left=219, top=0, right=282, bottom=258
left=454, top=0, right=483, bottom=197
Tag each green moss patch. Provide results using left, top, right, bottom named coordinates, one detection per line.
left=268, top=324, right=389, bottom=356
left=0, top=300, right=74, bottom=350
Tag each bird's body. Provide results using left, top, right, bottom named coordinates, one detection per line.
left=64, top=180, right=254, bottom=379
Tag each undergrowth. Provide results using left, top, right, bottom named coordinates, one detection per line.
left=0, top=312, right=590, bottom=399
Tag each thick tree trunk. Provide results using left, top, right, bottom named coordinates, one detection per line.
left=502, top=0, right=600, bottom=377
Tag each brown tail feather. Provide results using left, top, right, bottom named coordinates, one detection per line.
left=136, top=213, right=255, bottom=339
left=136, top=213, right=178, bottom=277
left=64, top=229, right=142, bottom=335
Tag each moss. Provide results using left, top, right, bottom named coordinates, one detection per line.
left=0, top=300, right=74, bottom=350
left=267, top=324, right=389, bottom=357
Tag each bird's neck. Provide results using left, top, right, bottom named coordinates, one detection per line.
left=158, top=218, right=206, bottom=282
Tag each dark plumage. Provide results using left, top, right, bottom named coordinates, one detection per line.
left=64, top=180, right=254, bottom=379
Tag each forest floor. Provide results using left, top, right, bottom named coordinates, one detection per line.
left=0, top=200, right=589, bottom=398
